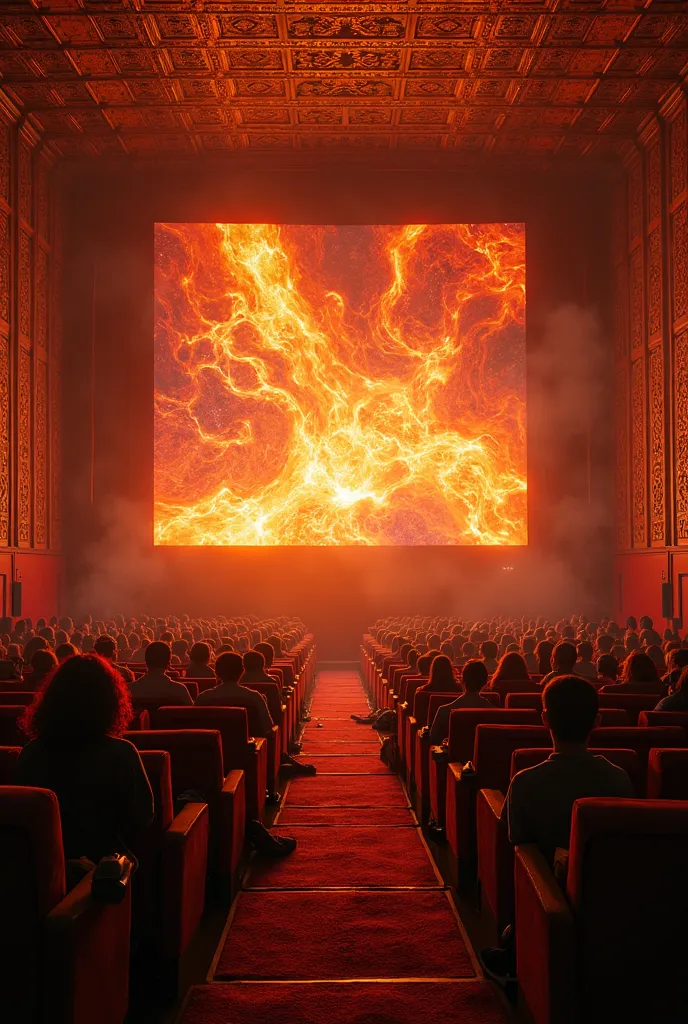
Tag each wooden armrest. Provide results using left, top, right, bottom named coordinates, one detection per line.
left=222, top=768, right=245, bottom=796
left=253, top=736, right=265, bottom=754
left=515, top=845, right=572, bottom=916
left=431, top=745, right=450, bottom=763
left=479, top=787, right=505, bottom=819
left=167, top=800, right=208, bottom=840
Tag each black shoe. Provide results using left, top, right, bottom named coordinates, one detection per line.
left=263, top=836, right=297, bottom=858
left=480, top=947, right=517, bottom=984
left=282, top=760, right=317, bottom=777
left=247, top=820, right=296, bottom=858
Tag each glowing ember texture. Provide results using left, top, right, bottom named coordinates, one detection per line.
left=154, top=223, right=527, bottom=546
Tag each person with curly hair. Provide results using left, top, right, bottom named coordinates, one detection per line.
left=15, top=654, right=154, bottom=863
left=599, top=649, right=664, bottom=696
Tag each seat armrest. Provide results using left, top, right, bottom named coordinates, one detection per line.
left=162, top=802, right=209, bottom=959
left=476, top=789, right=512, bottom=933
left=431, top=745, right=449, bottom=763
left=514, top=845, right=576, bottom=1024
left=44, top=870, right=131, bottom=1024
left=253, top=736, right=265, bottom=754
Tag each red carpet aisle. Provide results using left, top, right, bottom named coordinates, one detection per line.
left=179, top=671, right=508, bottom=1024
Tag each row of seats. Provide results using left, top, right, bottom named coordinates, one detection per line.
left=0, top=632, right=315, bottom=1024
left=362, top=632, right=688, bottom=1024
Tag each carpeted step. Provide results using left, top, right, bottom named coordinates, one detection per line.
left=276, top=806, right=415, bottom=826
left=306, top=755, right=391, bottom=774
left=214, top=890, right=476, bottom=980
left=299, top=739, right=382, bottom=754
left=284, top=774, right=408, bottom=807
left=180, top=981, right=509, bottom=1024
left=245, top=825, right=440, bottom=889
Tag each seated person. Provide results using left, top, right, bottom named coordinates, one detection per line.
left=599, top=649, right=664, bottom=695
left=128, top=641, right=193, bottom=705
left=15, top=654, right=154, bottom=864
left=596, top=653, right=619, bottom=687
left=194, top=651, right=273, bottom=737
left=240, top=649, right=276, bottom=685
left=521, top=636, right=538, bottom=675
left=487, top=651, right=538, bottom=697
left=186, top=641, right=215, bottom=679
left=416, top=653, right=461, bottom=695
left=574, top=641, right=597, bottom=680
left=662, top=648, right=688, bottom=691
left=55, top=642, right=78, bottom=664
left=654, top=665, right=688, bottom=712
left=501, top=674, right=634, bottom=864
left=639, top=615, right=663, bottom=647
left=25, top=648, right=58, bottom=691
left=539, top=641, right=577, bottom=686
left=94, top=634, right=134, bottom=683
left=429, top=659, right=491, bottom=745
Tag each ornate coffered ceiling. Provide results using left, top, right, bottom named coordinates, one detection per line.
left=1, top=1, right=687, bottom=160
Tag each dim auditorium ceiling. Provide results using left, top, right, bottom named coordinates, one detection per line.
left=0, top=2, right=687, bottom=160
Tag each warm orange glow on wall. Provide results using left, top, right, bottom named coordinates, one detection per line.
left=154, top=223, right=526, bottom=546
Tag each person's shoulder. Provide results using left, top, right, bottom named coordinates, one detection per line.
left=591, top=755, right=635, bottom=791
left=102, top=735, right=138, bottom=756
left=193, top=686, right=220, bottom=704
left=509, top=759, right=552, bottom=793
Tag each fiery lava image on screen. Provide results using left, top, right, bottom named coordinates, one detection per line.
left=154, top=223, right=526, bottom=546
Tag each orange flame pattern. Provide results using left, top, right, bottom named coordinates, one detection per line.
left=154, top=223, right=526, bottom=546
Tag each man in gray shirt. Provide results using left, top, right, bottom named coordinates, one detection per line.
left=128, top=641, right=193, bottom=705
left=501, top=673, right=635, bottom=864
left=195, top=651, right=273, bottom=737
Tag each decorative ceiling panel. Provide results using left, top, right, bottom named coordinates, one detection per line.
left=0, top=3, right=686, bottom=159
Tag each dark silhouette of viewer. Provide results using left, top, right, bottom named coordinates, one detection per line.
left=599, top=650, right=664, bottom=695
left=240, top=649, right=275, bottom=685
left=186, top=641, right=215, bottom=679
left=539, top=641, right=577, bottom=685
left=15, top=654, right=154, bottom=864
left=430, top=659, right=492, bottom=745
left=416, top=653, right=460, bottom=694
left=128, top=641, right=193, bottom=705
left=195, top=652, right=273, bottom=737
left=655, top=665, right=688, bottom=711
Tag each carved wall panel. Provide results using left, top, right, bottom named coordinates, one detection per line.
left=671, top=202, right=688, bottom=326
left=17, top=346, right=31, bottom=547
left=676, top=328, right=688, bottom=542
left=647, top=227, right=662, bottom=339
left=669, top=103, right=687, bottom=204
left=631, top=357, right=646, bottom=547
left=648, top=345, right=665, bottom=544
left=615, top=366, right=629, bottom=550
left=35, top=358, right=47, bottom=547
left=0, top=332, right=8, bottom=547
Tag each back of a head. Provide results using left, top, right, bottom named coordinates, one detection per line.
left=267, top=635, right=283, bottom=658
left=494, top=651, right=530, bottom=682
left=522, top=636, right=536, bottom=654
left=668, top=648, right=688, bottom=673
left=577, top=640, right=593, bottom=661
left=462, top=641, right=477, bottom=658
left=543, top=674, right=599, bottom=743
left=243, top=649, right=265, bottom=673
left=216, top=652, right=243, bottom=684
left=31, top=648, right=58, bottom=676
left=418, top=654, right=433, bottom=676
left=21, top=654, right=133, bottom=743
left=440, top=640, right=455, bottom=659
left=553, top=641, right=577, bottom=672
left=639, top=615, right=653, bottom=630
left=24, top=635, right=48, bottom=661
left=597, top=653, right=619, bottom=679
left=676, top=666, right=688, bottom=693
left=462, top=659, right=488, bottom=692
left=255, top=641, right=274, bottom=668
left=481, top=640, right=498, bottom=659
left=623, top=650, right=659, bottom=684
left=145, top=640, right=171, bottom=671
left=94, top=635, right=116, bottom=659
left=429, top=654, right=455, bottom=688
left=190, top=641, right=211, bottom=665
left=55, top=642, right=77, bottom=664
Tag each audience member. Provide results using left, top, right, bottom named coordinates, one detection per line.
left=94, top=635, right=134, bottom=683
left=654, top=666, right=688, bottom=712
left=55, top=642, right=77, bottom=664
left=26, top=648, right=58, bottom=690
left=416, top=654, right=460, bottom=694
left=429, top=660, right=491, bottom=744
left=186, top=641, right=215, bottom=679
left=540, top=641, right=577, bottom=685
left=128, top=641, right=193, bottom=705
left=599, top=649, right=664, bottom=695
left=488, top=651, right=537, bottom=697
left=574, top=640, right=597, bottom=680
left=194, top=652, right=273, bottom=736
left=15, top=654, right=154, bottom=864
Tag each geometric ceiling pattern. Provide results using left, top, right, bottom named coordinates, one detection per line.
left=1, top=2, right=687, bottom=160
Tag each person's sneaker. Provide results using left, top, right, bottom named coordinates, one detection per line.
left=265, top=836, right=297, bottom=858
left=480, top=947, right=517, bottom=984
left=281, top=753, right=317, bottom=776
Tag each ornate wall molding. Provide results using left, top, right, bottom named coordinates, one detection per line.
left=630, top=355, right=647, bottom=547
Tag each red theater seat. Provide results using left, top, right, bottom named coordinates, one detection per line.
left=0, top=691, right=35, bottom=706
left=126, top=729, right=245, bottom=895
left=639, top=709, right=688, bottom=737
left=445, top=722, right=550, bottom=884
left=409, top=691, right=459, bottom=824
left=153, top=706, right=267, bottom=820
left=646, top=748, right=688, bottom=799
left=0, top=786, right=131, bottom=1024
left=0, top=745, right=21, bottom=782
left=476, top=748, right=643, bottom=934
left=515, top=798, right=688, bottom=1024
left=587, top=725, right=686, bottom=761
left=134, top=751, right=209, bottom=973
left=595, top=692, right=661, bottom=724
left=0, top=706, right=26, bottom=746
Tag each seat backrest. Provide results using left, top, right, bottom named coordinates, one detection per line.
left=639, top=710, right=688, bottom=735
left=399, top=675, right=428, bottom=704
left=138, top=750, right=174, bottom=830
left=0, top=786, right=66, bottom=1023
left=488, top=678, right=540, bottom=698
left=596, top=693, right=661, bottom=724
left=647, top=748, right=688, bottom=799
left=128, top=709, right=150, bottom=731
left=0, top=706, right=26, bottom=746
left=0, top=745, right=21, bottom=783
left=413, top=690, right=459, bottom=728
left=0, top=692, right=34, bottom=706
left=241, top=681, right=282, bottom=724
left=153, top=706, right=250, bottom=768
left=597, top=709, right=630, bottom=726
left=510, top=747, right=644, bottom=796
left=473, top=725, right=551, bottom=790
left=589, top=726, right=686, bottom=762
left=125, top=729, right=224, bottom=800
left=566, top=797, right=688, bottom=1016
left=505, top=692, right=542, bottom=710
left=448, top=708, right=541, bottom=764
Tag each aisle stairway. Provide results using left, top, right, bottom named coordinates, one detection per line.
left=179, top=671, right=509, bottom=1023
